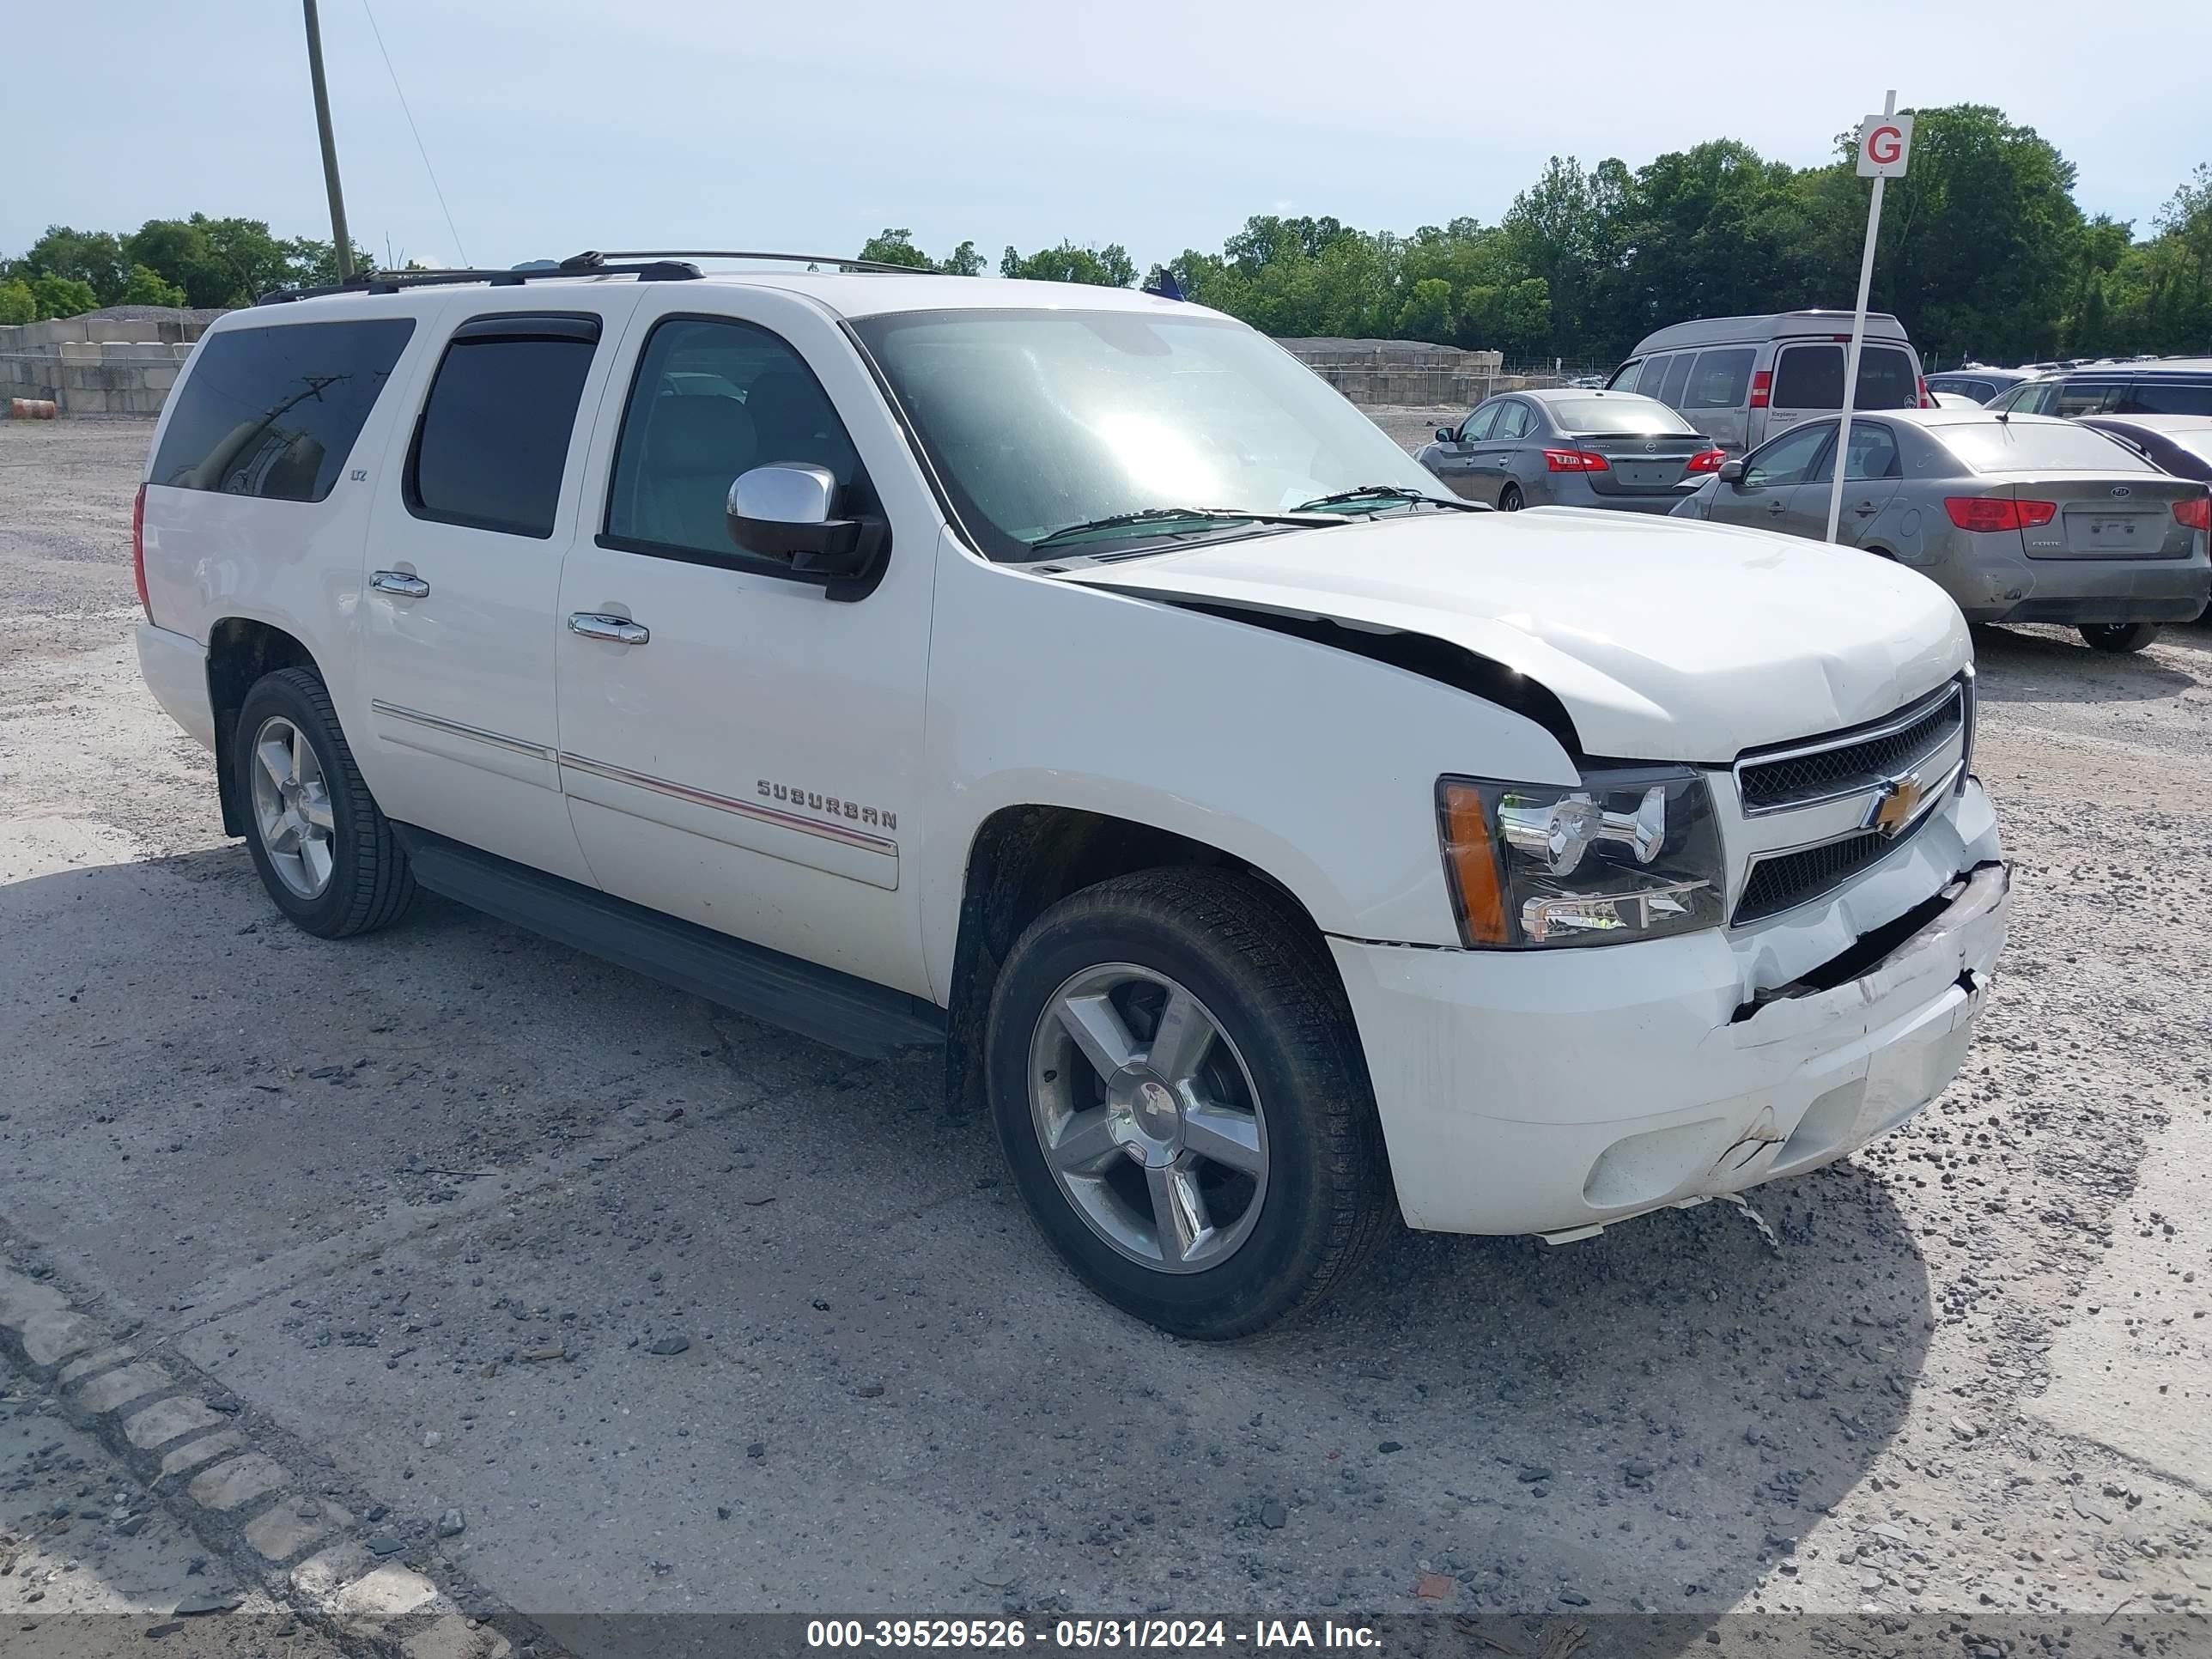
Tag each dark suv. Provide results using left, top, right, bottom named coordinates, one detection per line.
left=1989, top=360, right=2212, bottom=419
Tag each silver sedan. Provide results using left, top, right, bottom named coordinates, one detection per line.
left=1669, top=409, right=2210, bottom=650
left=1416, top=389, right=1725, bottom=514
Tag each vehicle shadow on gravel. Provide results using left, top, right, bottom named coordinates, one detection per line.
left=0, top=846, right=1935, bottom=1618
left=1971, top=622, right=2205, bottom=701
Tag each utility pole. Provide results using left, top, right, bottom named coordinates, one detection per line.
left=302, top=0, right=355, bottom=282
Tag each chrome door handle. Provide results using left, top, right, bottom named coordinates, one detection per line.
left=370, top=570, right=430, bottom=599
left=568, top=612, right=649, bottom=646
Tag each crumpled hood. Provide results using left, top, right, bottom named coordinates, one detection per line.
left=1065, top=507, right=1970, bottom=760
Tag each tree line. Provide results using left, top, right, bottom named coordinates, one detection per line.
left=9, top=106, right=2206, bottom=368
left=0, top=214, right=368, bottom=325
left=868, top=106, right=2209, bottom=368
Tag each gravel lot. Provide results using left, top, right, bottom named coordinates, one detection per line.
left=2, top=416, right=2208, bottom=1639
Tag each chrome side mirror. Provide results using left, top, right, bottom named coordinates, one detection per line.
left=726, top=463, right=887, bottom=595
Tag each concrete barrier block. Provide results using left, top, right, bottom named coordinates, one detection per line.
left=331, top=1565, right=441, bottom=1627
left=0, top=1267, right=70, bottom=1328
left=73, top=1361, right=172, bottom=1414
left=19, top=1307, right=100, bottom=1365
left=58, top=340, right=101, bottom=362
left=124, top=1395, right=227, bottom=1449
left=157, top=1429, right=242, bottom=1479
left=185, top=1451, right=289, bottom=1511
left=142, top=363, right=179, bottom=390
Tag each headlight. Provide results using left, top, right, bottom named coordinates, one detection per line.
left=1436, top=768, right=1725, bottom=948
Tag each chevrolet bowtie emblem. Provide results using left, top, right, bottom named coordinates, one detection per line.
left=1864, top=775, right=1926, bottom=837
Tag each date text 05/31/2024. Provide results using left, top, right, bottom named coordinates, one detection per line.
left=805, top=1619, right=1382, bottom=1650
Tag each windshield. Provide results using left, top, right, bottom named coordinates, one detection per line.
left=1547, top=396, right=1697, bottom=435
left=848, top=308, right=1449, bottom=562
left=1941, top=420, right=2157, bottom=474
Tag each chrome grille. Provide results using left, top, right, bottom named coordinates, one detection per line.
left=1735, top=823, right=1932, bottom=926
left=1736, top=680, right=1967, bottom=814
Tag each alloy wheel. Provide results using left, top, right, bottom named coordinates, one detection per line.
left=1026, top=963, right=1269, bottom=1273
left=247, top=714, right=337, bottom=899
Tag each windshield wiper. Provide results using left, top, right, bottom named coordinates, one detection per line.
left=1293, top=484, right=1485, bottom=513
left=1026, top=507, right=1335, bottom=554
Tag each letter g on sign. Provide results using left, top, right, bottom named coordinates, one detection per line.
left=1857, top=112, right=1914, bottom=178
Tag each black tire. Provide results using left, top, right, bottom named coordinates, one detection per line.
left=234, top=666, right=416, bottom=939
left=986, top=867, right=1393, bottom=1339
left=2080, top=622, right=2160, bottom=653
left=1498, top=484, right=1525, bottom=512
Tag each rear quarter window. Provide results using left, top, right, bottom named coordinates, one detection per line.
left=149, top=319, right=415, bottom=502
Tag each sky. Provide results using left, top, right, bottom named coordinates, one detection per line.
left=9, top=0, right=2208, bottom=275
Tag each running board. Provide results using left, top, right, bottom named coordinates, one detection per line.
left=395, top=827, right=946, bottom=1060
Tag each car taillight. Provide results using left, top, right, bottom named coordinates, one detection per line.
left=1748, top=369, right=1771, bottom=410
left=1917, top=375, right=1934, bottom=409
left=1685, top=448, right=1728, bottom=473
left=132, top=483, right=151, bottom=620
left=2177, top=495, right=2212, bottom=532
left=1945, top=497, right=2057, bottom=532
left=1543, top=449, right=1610, bottom=472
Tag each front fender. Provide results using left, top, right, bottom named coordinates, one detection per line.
left=916, top=538, right=1577, bottom=997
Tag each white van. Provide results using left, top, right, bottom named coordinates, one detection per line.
left=1608, top=310, right=1931, bottom=452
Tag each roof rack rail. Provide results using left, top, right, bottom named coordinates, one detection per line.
left=584, top=248, right=930, bottom=275
left=255, top=258, right=704, bottom=307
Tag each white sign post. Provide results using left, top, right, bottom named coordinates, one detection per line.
left=1826, top=94, right=1913, bottom=544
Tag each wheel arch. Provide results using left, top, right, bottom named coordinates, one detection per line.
left=939, top=803, right=1347, bottom=1120
left=206, top=617, right=321, bottom=837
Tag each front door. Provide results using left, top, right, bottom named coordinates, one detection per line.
left=1427, top=403, right=1498, bottom=500
left=551, top=288, right=936, bottom=997
left=1706, top=420, right=1834, bottom=536
left=359, top=295, right=640, bottom=884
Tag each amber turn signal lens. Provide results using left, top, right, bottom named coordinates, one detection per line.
left=1437, top=781, right=1510, bottom=946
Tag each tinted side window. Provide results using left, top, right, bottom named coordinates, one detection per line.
left=2116, top=380, right=2212, bottom=416
left=1494, top=402, right=1533, bottom=440
left=1683, top=347, right=1755, bottom=410
left=406, top=317, right=599, bottom=539
left=150, top=319, right=414, bottom=502
left=1657, top=353, right=1697, bottom=408
left=605, top=316, right=866, bottom=560
left=2049, top=380, right=2119, bottom=417
left=1606, top=360, right=1643, bottom=391
left=1636, top=354, right=1675, bottom=397
left=1460, top=403, right=1501, bottom=442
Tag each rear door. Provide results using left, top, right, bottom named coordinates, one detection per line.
left=1475, top=399, right=1534, bottom=502
left=1795, top=419, right=1904, bottom=544
left=359, top=295, right=639, bottom=883
left=1765, top=341, right=1920, bottom=441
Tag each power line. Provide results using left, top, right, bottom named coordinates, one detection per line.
left=358, top=0, right=469, bottom=269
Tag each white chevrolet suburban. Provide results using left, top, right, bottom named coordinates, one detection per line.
left=132, top=253, right=2010, bottom=1337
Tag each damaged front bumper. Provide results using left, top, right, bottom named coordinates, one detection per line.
left=1328, top=787, right=2011, bottom=1237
